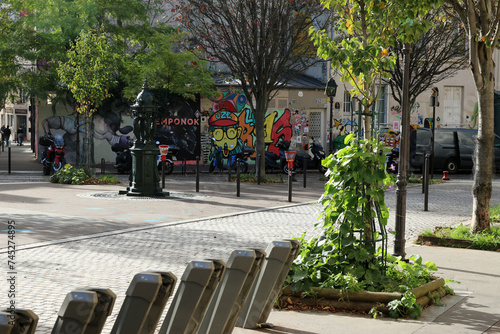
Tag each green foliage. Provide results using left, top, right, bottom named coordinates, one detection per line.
left=50, top=165, right=120, bottom=185
left=421, top=223, right=500, bottom=250
left=58, top=27, right=117, bottom=116
left=50, top=164, right=91, bottom=185
left=311, top=0, right=442, bottom=134
left=387, top=291, right=422, bottom=319
left=95, top=174, right=120, bottom=185
left=491, top=203, right=500, bottom=222
left=286, top=135, right=444, bottom=318
left=287, top=136, right=393, bottom=292
left=122, top=32, right=217, bottom=102
left=319, top=134, right=392, bottom=234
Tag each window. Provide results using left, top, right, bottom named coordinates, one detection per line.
left=343, top=91, right=351, bottom=113
left=374, top=85, right=387, bottom=125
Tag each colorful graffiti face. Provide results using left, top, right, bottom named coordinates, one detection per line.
left=210, top=125, right=243, bottom=157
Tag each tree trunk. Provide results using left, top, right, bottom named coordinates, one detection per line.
left=471, top=47, right=495, bottom=232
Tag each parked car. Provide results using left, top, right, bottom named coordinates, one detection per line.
left=410, top=127, right=500, bottom=174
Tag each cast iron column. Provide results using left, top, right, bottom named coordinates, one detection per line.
left=394, top=43, right=411, bottom=258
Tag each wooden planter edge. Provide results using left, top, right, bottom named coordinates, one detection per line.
left=279, top=277, right=446, bottom=314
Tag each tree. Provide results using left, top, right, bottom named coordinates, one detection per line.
left=122, top=31, right=218, bottom=102
left=442, top=0, right=500, bottom=232
left=311, top=0, right=440, bottom=139
left=57, top=27, right=117, bottom=170
left=7, top=0, right=168, bottom=103
left=172, top=0, right=331, bottom=174
left=387, top=12, right=468, bottom=108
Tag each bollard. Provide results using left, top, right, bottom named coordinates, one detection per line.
left=0, top=312, right=14, bottom=333
left=422, top=151, right=426, bottom=194
left=0, top=309, right=38, bottom=334
left=141, top=271, right=177, bottom=334
left=236, top=158, right=241, bottom=197
left=100, top=158, right=105, bottom=174
left=183, top=158, right=187, bottom=175
left=237, top=240, right=296, bottom=329
left=196, top=156, right=200, bottom=193
left=288, top=171, right=292, bottom=202
left=159, top=260, right=225, bottom=334
left=52, top=290, right=98, bottom=334
left=303, top=161, right=307, bottom=188
left=162, top=161, right=166, bottom=189
left=110, top=272, right=163, bottom=334
left=424, top=154, right=430, bottom=211
left=8, top=143, right=11, bottom=174
left=78, top=288, right=116, bottom=334
left=257, top=154, right=261, bottom=185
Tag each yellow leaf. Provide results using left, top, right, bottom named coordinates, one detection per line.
left=379, top=2, right=385, bottom=9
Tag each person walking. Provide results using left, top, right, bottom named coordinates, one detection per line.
left=1, top=124, right=5, bottom=144
left=4, top=125, right=11, bottom=146
left=17, top=125, right=24, bottom=145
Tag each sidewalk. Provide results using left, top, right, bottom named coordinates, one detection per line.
left=1, top=144, right=500, bottom=333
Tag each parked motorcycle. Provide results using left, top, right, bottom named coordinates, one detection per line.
left=265, top=140, right=295, bottom=174
left=294, top=137, right=327, bottom=174
left=40, top=134, right=66, bottom=175
left=112, top=141, right=132, bottom=174
left=227, top=146, right=255, bottom=173
left=156, top=143, right=180, bottom=175
left=386, top=147, right=399, bottom=174
left=208, top=142, right=226, bottom=173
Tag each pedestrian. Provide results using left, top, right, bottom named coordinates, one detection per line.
left=1, top=124, right=5, bottom=143
left=4, top=125, right=11, bottom=146
left=17, top=125, right=24, bottom=146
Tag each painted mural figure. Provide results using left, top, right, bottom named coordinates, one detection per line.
left=208, top=109, right=243, bottom=158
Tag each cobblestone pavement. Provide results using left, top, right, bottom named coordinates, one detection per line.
left=0, top=175, right=499, bottom=333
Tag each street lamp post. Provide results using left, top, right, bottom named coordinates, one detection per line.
left=327, top=78, right=338, bottom=154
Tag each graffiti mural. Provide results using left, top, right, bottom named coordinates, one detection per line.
left=331, top=117, right=358, bottom=136
left=206, top=89, right=296, bottom=161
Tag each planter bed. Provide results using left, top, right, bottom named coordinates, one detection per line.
left=417, top=235, right=500, bottom=251
left=278, top=277, right=447, bottom=315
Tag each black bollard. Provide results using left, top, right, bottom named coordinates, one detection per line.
left=196, top=156, right=200, bottom=193
left=162, top=160, right=166, bottom=189
left=182, top=158, right=187, bottom=175
left=228, top=156, right=232, bottom=182
left=101, top=158, right=105, bottom=174
left=8, top=144, right=11, bottom=174
left=236, top=158, right=241, bottom=197
left=303, top=161, right=307, bottom=188
left=424, top=154, right=430, bottom=211
left=257, top=154, right=261, bottom=185
left=288, top=169, right=292, bottom=202
left=422, top=151, right=426, bottom=194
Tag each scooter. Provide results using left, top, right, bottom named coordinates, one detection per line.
left=40, top=135, right=66, bottom=175
left=265, top=140, right=295, bottom=174
left=156, top=143, right=180, bottom=175
left=112, top=141, right=132, bottom=174
left=386, top=147, right=399, bottom=174
left=227, top=146, right=255, bottom=173
left=294, top=137, right=327, bottom=174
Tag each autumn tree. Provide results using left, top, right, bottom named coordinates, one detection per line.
left=442, top=0, right=500, bottom=232
left=58, top=27, right=117, bottom=170
left=311, top=0, right=441, bottom=139
left=172, top=0, right=331, bottom=174
left=387, top=11, right=468, bottom=108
